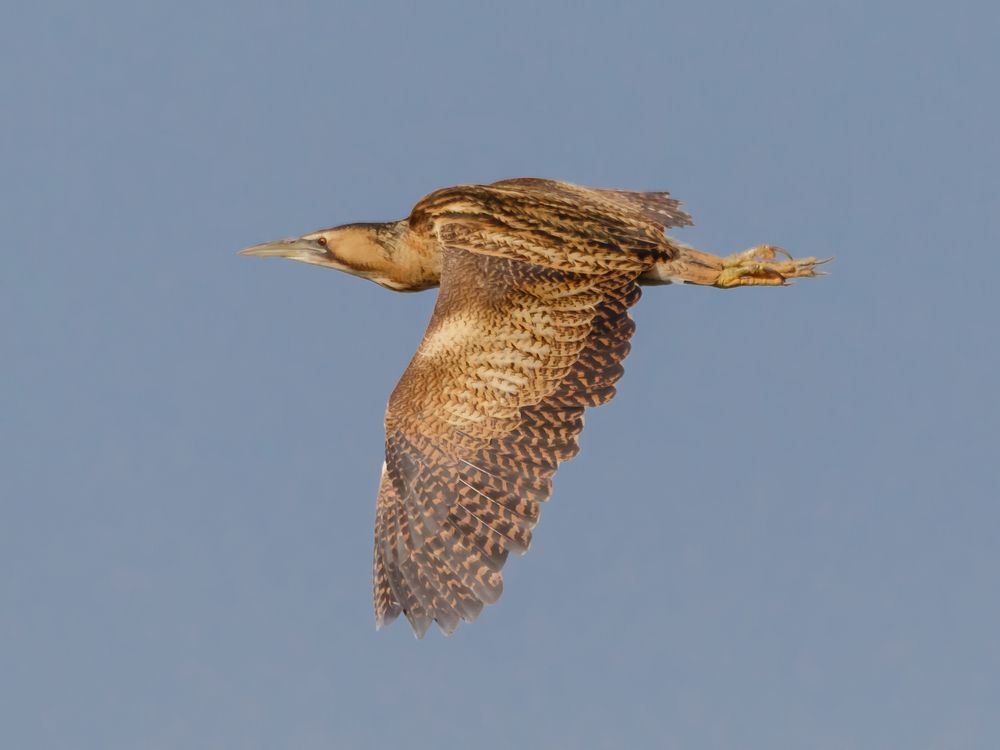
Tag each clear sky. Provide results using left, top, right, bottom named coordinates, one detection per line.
left=3, top=1, right=998, bottom=748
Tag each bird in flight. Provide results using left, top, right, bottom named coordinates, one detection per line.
left=240, top=178, right=827, bottom=637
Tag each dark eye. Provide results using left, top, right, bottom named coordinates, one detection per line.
left=316, top=236, right=327, bottom=246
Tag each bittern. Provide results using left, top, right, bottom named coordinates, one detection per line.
left=240, top=178, right=827, bottom=637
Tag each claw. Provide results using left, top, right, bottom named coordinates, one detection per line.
left=714, top=248, right=832, bottom=289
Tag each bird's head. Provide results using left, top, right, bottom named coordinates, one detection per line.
left=240, top=220, right=439, bottom=291
left=239, top=222, right=388, bottom=276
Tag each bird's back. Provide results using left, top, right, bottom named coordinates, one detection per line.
left=407, top=178, right=693, bottom=276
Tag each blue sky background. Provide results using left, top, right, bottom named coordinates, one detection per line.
left=3, top=1, right=998, bottom=748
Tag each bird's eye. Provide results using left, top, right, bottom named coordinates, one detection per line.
left=316, top=236, right=328, bottom=246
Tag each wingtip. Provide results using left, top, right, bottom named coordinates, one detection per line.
left=408, top=613, right=432, bottom=639
left=374, top=606, right=401, bottom=632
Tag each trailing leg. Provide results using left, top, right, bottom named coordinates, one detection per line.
left=642, top=244, right=829, bottom=288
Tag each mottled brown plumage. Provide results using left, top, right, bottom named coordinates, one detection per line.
left=240, top=178, right=827, bottom=637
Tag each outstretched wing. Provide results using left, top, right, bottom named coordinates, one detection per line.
left=374, top=180, right=682, bottom=636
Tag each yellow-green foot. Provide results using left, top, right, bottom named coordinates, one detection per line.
left=716, top=245, right=830, bottom=288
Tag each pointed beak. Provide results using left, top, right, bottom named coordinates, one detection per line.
left=238, top=238, right=328, bottom=262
